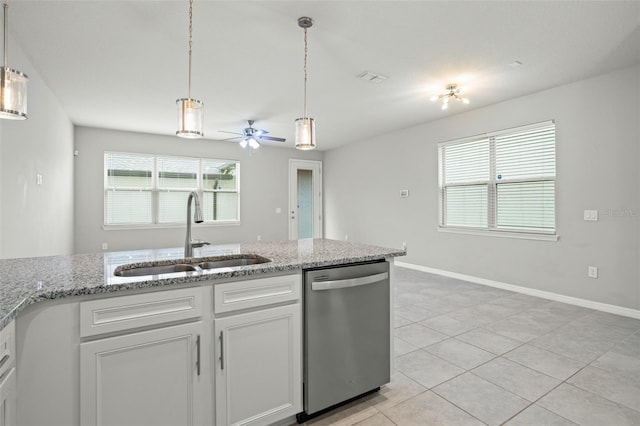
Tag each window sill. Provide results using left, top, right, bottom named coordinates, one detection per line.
left=103, top=221, right=240, bottom=231
left=437, top=226, right=559, bottom=242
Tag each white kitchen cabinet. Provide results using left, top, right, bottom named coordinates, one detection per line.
left=214, top=297, right=301, bottom=426
left=81, top=321, right=205, bottom=426
left=79, top=287, right=208, bottom=426
left=0, top=320, right=15, bottom=426
left=0, top=369, right=16, bottom=426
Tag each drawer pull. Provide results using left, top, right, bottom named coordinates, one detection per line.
left=0, top=354, right=9, bottom=370
left=219, top=331, right=224, bottom=370
left=196, top=335, right=201, bottom=376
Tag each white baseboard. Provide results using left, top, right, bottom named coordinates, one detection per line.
left=395, top=261, right=640, bottom=320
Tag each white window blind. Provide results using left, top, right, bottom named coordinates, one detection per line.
left=438, top=121, right=556, bottom=236
left=105, top=153, right=154, bottom=225
left=201, top=160, right=239, bottom=222
left=104, top=152, right=240, bottom=226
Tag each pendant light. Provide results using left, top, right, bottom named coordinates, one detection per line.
left=176, top=0, right=203, bottom=138
left=0, top=1, right=27, bottom=120
left=295, top=16, right=315, bottom=150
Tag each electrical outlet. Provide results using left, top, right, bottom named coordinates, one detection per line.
left=584, top=210, right=598, bottom=221
left=588, top=266, right=598, bottom=278
left=102, top=243, right=108, bottom=250
left=400, top=190, right=409, bottom=198
left=402, top=241, right=407, bottom=251
left=257, top=235, right=262, bottom=241
left=344, top=234, right=348, bottom=241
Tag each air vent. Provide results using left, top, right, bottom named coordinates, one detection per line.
left=357, top=71, right=389, bottom=84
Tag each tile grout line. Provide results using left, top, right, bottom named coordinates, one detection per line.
left=393, top=268, right=640, bottom=425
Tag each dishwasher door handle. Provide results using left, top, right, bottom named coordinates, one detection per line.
left=311, top=272, right=388, bottom=291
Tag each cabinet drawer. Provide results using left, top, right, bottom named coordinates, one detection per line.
left=0, top=320, right=15, bottom=380
left=214, top=274, right=301, bottom=314
left=81, top=287, right=203, bottom=337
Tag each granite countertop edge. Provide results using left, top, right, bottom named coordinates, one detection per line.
left=0, top=239, right=405, bottom=331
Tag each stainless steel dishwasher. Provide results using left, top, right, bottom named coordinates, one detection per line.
left=298, top=260, right=390, bottom=422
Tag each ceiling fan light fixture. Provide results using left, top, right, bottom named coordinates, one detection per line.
left=431, top=83, right=470, bottom=111
left=295, top=16, right=316, bottom=151
left=176, top=0, right=203, bottom=139
left=0, top=1, right=28, bottom=120
left=248, top=137, right=260, bottom=149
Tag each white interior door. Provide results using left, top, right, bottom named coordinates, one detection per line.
left=289, top=160, right=322, bottom=240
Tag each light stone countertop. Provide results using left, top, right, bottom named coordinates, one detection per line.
left=0, top=239, right=405, bottom=331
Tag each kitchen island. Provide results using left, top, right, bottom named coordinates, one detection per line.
left=0, top=239, right=404, bottom=426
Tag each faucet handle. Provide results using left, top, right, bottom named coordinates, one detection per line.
left=191, top=239, right=210, bottom=248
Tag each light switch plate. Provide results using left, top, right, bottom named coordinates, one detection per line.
left=588, top=266, right=598, bottom=278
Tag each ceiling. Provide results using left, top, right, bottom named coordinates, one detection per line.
left=9, top=0, right=640, bottom=151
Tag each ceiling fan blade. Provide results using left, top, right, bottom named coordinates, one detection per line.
left=219, top=136, right=243, bottom=141
left=218, top=130, right=243, bottom=135
left=259, top=136, right=286, bottom=143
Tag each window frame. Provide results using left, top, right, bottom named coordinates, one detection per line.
left=104, top=151, right=240, bottom=229
left=438, top=121, right=558, bottom=241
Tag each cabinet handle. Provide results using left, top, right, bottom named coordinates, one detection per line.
left=219, top=331, right=224, bottom=370
left=312, top=272, right=389, bottom=291
left=195, top=335, right=201, bottom=376
left=0, top=354, right=9, bottom=371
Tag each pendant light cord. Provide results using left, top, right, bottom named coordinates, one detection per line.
left=303, top=26, right=308, bottom=119
left=187, top=0, right=193, bottom=100
left=3, top=1, right=8, bottom=68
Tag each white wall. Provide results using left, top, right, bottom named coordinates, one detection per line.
left=324, top=65, right=640, bottom=310
left=73, top=126, right=323, bottom=254
left=0, top=36, right=74, bottom=259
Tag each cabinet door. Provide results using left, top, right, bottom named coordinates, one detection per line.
left=0, top=369, right=16, bottom=426
left=215, top=304, right=301, bottom=426
left=81, top=322, right=204, bottom=426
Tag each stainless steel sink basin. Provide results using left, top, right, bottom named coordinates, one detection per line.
left=114, top=264, right=197, bottom=277
left=199, top=255, right=270, bottom=270
left=113, top=254, right=271, bottom=277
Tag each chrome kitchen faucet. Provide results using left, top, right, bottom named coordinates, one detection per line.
left=184, top=191, right=209, bottom=258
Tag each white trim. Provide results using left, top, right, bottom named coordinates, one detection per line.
left=103, top=221, right=241, bottom=231
left=395, top=261, right=640, bottom=320
left=437, top=226, right=559, bottom=242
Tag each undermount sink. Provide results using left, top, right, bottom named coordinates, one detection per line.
left=113, top=254, right=271, bottom=277
left=114, top=263, right=197, bottom=277
left=199, top=255, right=270, bottom=269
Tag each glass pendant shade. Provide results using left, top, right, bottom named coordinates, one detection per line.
left=0, top=67, right=27, bottom=121
left=0, top=2, right=28, bottom=121
left=295, top=117, right=315, bottom=150
left=0, top=67, right=27, bottom=119
left=176, top=98, right=203, bottom=139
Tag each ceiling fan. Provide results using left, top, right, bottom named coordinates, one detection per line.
left=219, top=120, right=286, bottom=149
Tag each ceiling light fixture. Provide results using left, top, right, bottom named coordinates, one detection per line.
left=295, top=16, right=316, bottom=150
left=430, top=83, right=469, bottom=111
left=176, top=0, right=203, bottom=138
left=0, top=1, right=27, bottom=120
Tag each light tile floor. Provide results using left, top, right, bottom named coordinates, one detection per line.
left=301, top=266, right=640, bottom=426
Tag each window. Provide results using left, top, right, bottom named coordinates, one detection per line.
left=105, top=152, right=239, bottom=226
left=438, top=121, right=556, bottom=237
